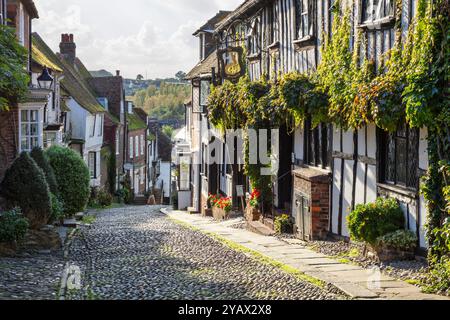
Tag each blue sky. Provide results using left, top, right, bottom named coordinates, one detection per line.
left=34, top=0, right=242, bottom=79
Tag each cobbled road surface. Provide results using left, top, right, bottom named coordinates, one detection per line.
left=66, top=206, right=344, bottom=300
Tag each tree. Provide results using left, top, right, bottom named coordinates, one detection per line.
left=0, top=24, right=30, bottom=110
left=175, top=71, right=187, bottom=82
left=30, top=147, right=59, bottom=195
left=0, top=153, right=51, bottom=229
left=162, top=125, right=174, bottom=139
left=46, top=146, right=90, bottom=216
left=136, top=74, right=144, bottom=81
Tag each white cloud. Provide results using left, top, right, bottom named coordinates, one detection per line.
left=34, top=0, right=243, bottom=79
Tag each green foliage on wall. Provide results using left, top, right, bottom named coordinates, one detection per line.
left=0, top=24, right=30, bottom=111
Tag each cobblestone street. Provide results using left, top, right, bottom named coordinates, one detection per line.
left=66, top=206, right=344, bottom=300
left=0, top=251, right=64, bottom=300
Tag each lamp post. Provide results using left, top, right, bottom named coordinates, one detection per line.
left=37, top=67, right=54, bottom=90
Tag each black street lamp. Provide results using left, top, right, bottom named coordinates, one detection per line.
left=37, top=67, right=54, bottom=90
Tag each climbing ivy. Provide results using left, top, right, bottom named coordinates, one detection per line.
left=0, top=24, right=30, bottom=111
left=207, top=0, right=449, bottom=261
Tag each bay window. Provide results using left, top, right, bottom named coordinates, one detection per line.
left=20, top=110, right=41, bottom=152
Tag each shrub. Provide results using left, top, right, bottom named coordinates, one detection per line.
left=376, top=230, right=418, bottom=251
left=275, top=214, right=294, bottom=234
left=49, top=193, right=65, bottom=223
left=88, top=187, right=100, bottom=207
left=0, top=208, right=29, bottom=242
left=347, top=198, right=405, bottom=246
left=98, top=189, right=113, bottom=208
left=30, top=147, right=58, bottom=195
left=424, top=256, right=450, bottom=296
left=0, top=152, right=51, bottom=229
left=46, top=146, right=90, bottom=216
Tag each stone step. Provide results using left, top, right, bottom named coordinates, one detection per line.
left=247, top=221, right=276, bottom=237
left=63, top=219, right=78, bottom=228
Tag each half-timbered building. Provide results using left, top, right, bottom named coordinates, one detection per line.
left=211, top=0, right=429, bottom=251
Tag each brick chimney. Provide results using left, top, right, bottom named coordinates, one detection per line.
left=116, top=70, right=120, bottom=76
left=59, top=33, right=76, bottom=65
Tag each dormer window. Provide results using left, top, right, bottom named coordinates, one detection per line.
left=199, top=33, right=205, bottom=61
left=362, top=0, right=394, bottom=23
left=295, top=0, right=312, bottom=40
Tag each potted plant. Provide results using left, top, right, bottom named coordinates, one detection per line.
left=373, top=230, right=418, bottom=262
left=212, top=196, right=232, bottom=220
left=204, top=193, right=217, bottom=217
left=246, top=189, right=261, bottom=221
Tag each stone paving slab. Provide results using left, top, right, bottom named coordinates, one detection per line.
left=163, top=208, right=449, bottom=301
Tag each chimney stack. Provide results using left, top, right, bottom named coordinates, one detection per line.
left=116, top=70, right=120, bottom=76
left=59, top=33, right=76, bottom=65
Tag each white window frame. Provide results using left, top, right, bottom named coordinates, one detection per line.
left=88, top=152, right=97, bottom=179
left=135, top=135, right=139, bottom=158
left=116, top=129, right=120, bottom=155
left=129, top=136, right=134, bottom=159
left=19, top=109, right=42, bottom=152
left=98, top=115, right=103, bottom=137
left=362, top=0, right=395, bottom=23
left=140, top=134, right=144, bottom=156
left=90, top=115, right=96, bottom=137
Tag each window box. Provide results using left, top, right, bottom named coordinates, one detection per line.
left=357, top=16, right=396, bottom=30
left=293, top=35, right=316, bottom=51
left=247, top=52, right=261, bottom=62
left=267, top=41, right=280, bottom=52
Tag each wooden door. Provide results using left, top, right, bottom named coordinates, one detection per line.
left=295, top=193, right=312, bottom=241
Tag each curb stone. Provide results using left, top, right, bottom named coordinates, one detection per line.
left=58, top=227, right=79, bottom=300
left=161, top=208, right=448, bottom=300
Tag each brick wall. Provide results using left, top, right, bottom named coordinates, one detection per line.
left=293, top=167, right=331, bottom=240
left=0, top=107, right=19, bottom=182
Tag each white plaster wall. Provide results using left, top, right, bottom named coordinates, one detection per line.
left=156, top=162, right=171, bottom=198
left=67, top=99, right=87, bottom=140
left=178, top=191, right=192, bottom=210
left=294, top=126, right=304, bottom=161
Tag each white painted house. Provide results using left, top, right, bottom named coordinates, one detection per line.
left=56, top=34, right=106, bottom=187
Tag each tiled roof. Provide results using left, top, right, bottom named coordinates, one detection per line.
left=193, top=11, right=231, bottom=36
left=186, top=50, right=218, bottom=80
left=56, top=54, right=105, bottom=114
left=127, top=113, right=147, bottom=131
left=31, top=33, right=63, bottom=72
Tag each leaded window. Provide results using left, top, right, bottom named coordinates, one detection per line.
left=362, top=0, right=395, bottom=23
left=269, top=3, right=280, bottom=44
left=304, top=119, right=332, bottom=169
left=382, top=124, right=419, bottom=189
left=295, top=0, right=312, bottom=39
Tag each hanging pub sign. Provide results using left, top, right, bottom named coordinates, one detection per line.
left=218, top=46, right=245, bottom=82
left=199, top=79, right=211, bottom=108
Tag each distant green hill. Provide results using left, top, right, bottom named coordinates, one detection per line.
left=132, top=81, right=190, bottom=122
